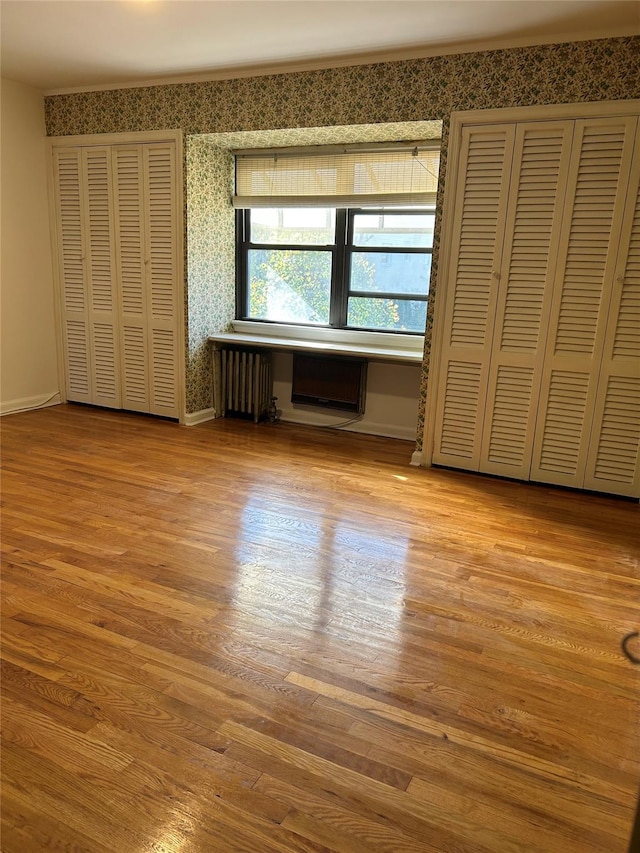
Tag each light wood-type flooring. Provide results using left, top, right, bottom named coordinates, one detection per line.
left=1, top=404, right=639, bottom=853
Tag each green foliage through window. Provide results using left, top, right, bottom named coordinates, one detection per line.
left=238, top=207, right=433, bottom=333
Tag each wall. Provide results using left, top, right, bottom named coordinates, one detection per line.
left=44, top=37, right=640, bottom=445
left=1, top=78, right=60, bottom=414
left=186, top=136, right=235, bottom=413
left=273, top=354, right=422, bottom=441
left=186, top=121, right=438, bottom=436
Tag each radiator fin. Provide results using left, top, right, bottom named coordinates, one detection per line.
left=220, top=348, right=272, bottom=423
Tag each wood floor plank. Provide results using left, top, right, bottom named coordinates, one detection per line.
left=2, top=693, right=131, bottom=774
left=220, top=719, right=521, bottom=853
left=359, top=720, right=632, bottom=839
left=1, top=791, right=115, bottom=853
left=1, top=404, right=638, bottom=852
left=256, top=774, right=442, bottom=853
left=286, top=671, right=636, bottom=804
left=1, top=659, right=101, bottom=732
left=2, top=744, right=155, bottom=852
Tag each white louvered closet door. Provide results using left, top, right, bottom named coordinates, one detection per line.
left=143, top=144, right=179, bottom=419
left=53, top=147, right=120, bottom=407
left=113, top=143, right=179, bottom=419
left=84, top=148, right=120, bottom=408
left=478, top=122, right=573, bottom=479
left=530, top=117, right=638, bottom=488
left=54, top=148, right=91, bottom=403
left=431, top=125, right=515, bottom=470
left=583, top=122, right=640, bottom=497
left=113, top=146, right=149, bottom=413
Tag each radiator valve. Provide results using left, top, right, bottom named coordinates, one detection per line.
left=267, top=396, right=280, bottom=424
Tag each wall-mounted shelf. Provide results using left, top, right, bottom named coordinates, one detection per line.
left=208, top=331, right=423, bottom=365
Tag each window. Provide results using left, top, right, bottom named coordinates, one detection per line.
left=236, top=206, right=434, bottom=333
left=233, top=141, right=440, bottom=334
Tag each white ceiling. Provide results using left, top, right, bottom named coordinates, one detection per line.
left=1, top=0, right=638, bottom=94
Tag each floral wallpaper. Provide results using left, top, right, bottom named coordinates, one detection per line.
left=45, top=39, right=639, bottom=138
left=45, top=37, right=640, bottom=444
left=186, top=137, right=235, bottom=412
left=190, top=121, right=441, bottom=414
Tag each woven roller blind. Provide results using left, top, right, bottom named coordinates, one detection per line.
left=233, top=146, right=440, bottom=208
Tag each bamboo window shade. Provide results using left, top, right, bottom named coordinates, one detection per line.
left=233, top=144, right=440, bottom=208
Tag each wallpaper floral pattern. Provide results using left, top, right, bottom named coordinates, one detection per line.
left=45, top=39, right=639, bottom=138
left=186, top=137, right=235, bottom=412
left=186, top=120, right=441, bottom=415
left=45, top=37, right=640, bottom=444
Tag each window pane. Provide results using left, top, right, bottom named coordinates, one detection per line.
left=248, top=249, right=331, bottom=324
left=250, top=208, right=335, bottom=244
left=350, top=251, right=431, bottom=295
left=348, top=297, right=427, bottom=332
left=353, top=213, right=434, bottom=248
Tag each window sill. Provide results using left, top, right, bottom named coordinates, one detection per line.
left=208, top=322, right=424, bottom=364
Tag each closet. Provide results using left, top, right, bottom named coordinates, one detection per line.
left=429, top=106, right=639, bottom=497
left=50, top=138, right=181, bottom=420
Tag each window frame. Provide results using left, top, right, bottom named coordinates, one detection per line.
left=236, top=206, right=434, bottom=335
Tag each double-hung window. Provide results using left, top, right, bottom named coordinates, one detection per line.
left=237, top=207, right=434, bottom=333
left=234, top=143, right=440, bottom=334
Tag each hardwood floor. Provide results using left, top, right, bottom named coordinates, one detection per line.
left=1, top=404, right=638, bottom=853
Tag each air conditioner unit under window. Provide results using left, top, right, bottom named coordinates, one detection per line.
left=291, top=353, right=367, bottom=414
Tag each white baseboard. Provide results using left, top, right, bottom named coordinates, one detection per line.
left=278, top=408, right=416, bottom=442
left=410, top=449, right=424, bottom=467
left=0, top=392, right=62, bottom=416
left=183, top=407, right=217, bottom=426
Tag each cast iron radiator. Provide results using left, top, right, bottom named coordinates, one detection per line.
left=218, top=347, right=272, bottom=423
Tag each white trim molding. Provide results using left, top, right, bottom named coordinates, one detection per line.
left=46, top=130, right=185, bottom=148
left=183, top=408, right=216, bottom=426
left=410, top=449, right=424, bottom=467
left=278, top=408, right=417, bottom=442
left=44, top=32, right=640, bottom=97
left=449, top=100, right=640, bottom=128
left=1, top=392, right=62, bottom=416
left=212, top=322, right=424, bottom=365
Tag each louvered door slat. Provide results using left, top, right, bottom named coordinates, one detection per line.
left=84, top=147, right=120, bottom=408
left=54, top=148, right=92, bottom=402
left=121, top=325, right=149, bottom=409
left=65, top=320, right=91, bottom=397
left=93, top=323, right=119, bottom=401
left=590, top=379, right=640, bottom=480
left=113, top=147, right=148, bottom=412
left=584, top=123, right=640, bottom=497
left=146, top=144, right=175, bottom=321
left=150, top=329, right=178, bottom=413
left=432, top=125, right=515, bottom=469
left=438, top=361, right=483, bottom=457
left=531, top=116, right=638, bottom=488
left=535, top=371, right=590, bottom=474
left=479, top=122, right=573, bottom=478
left=53, top=149, right=91, bottom=402
left=486, top=365, right=535, bottom=465
left=114, top=147, right=145, bottom=317
left=144, top=144, right=179, bottom=418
